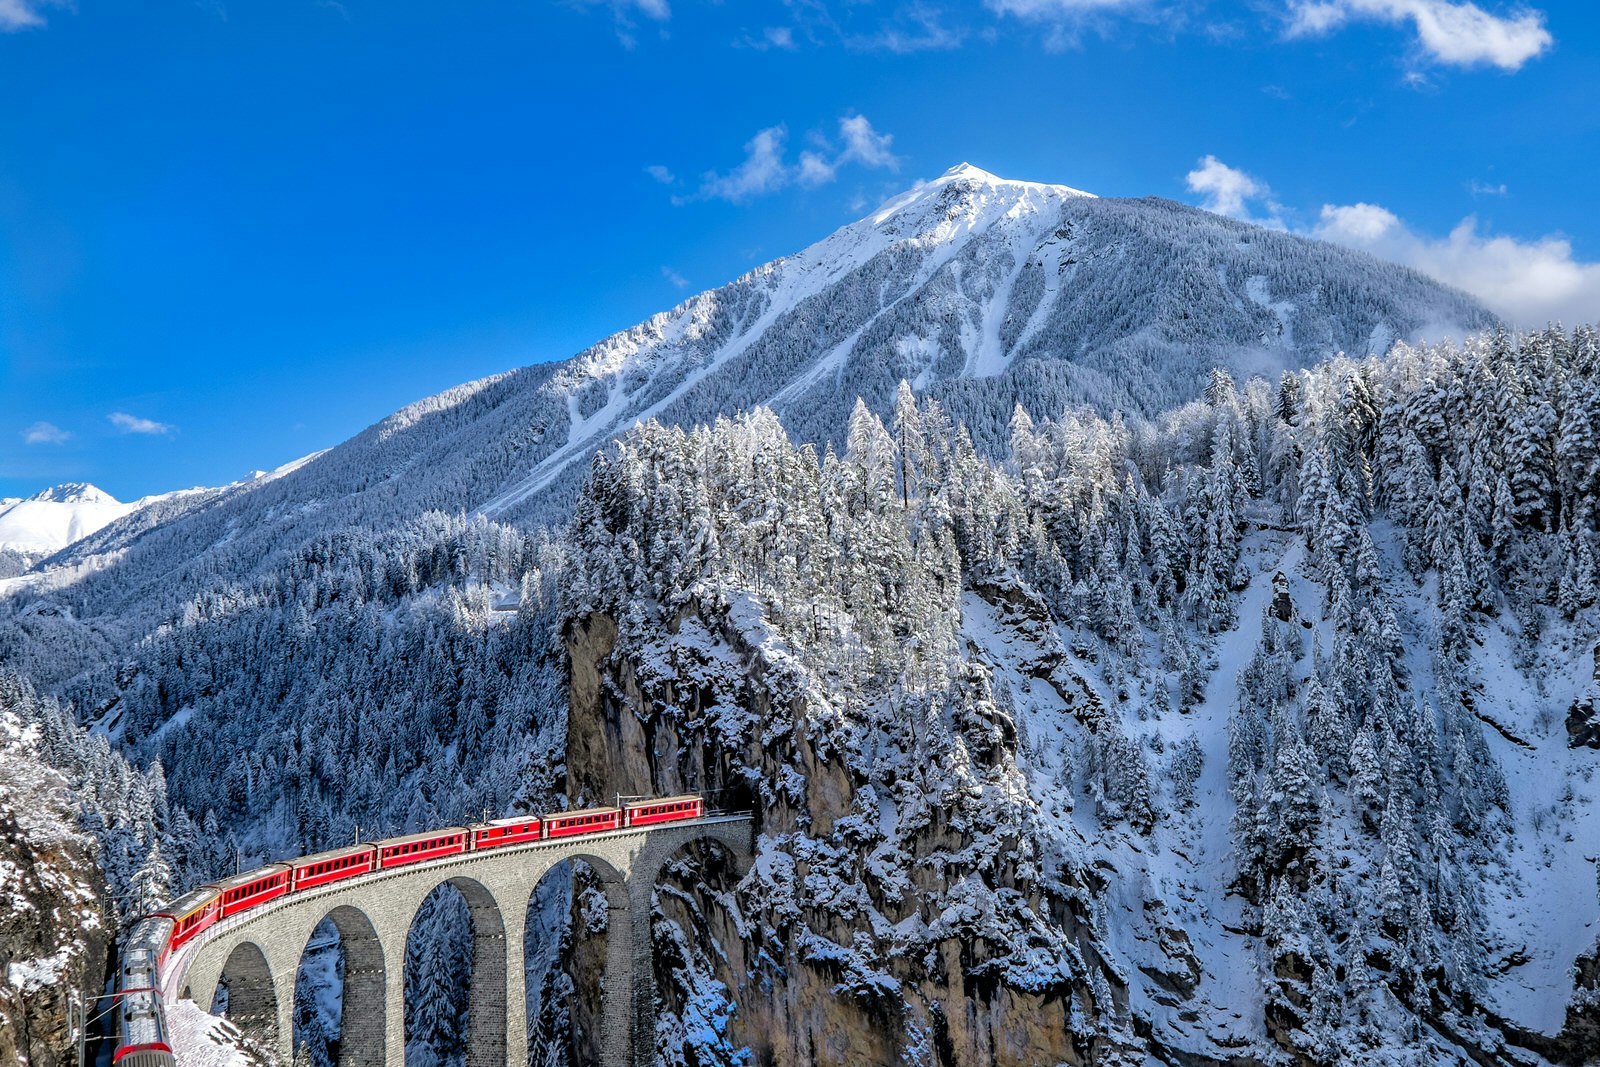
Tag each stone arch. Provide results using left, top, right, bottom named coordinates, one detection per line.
left=211, top=940, right=279, bottom=1048
left=646, top=829, right=751, bottom=888
left=523, top=854, right=631, bottom=1067
left=402, top=875, right=507, bottom=1067
left=295, top=904, right=387, bottom=1067
left=643, top=829, right=754, bottom=1067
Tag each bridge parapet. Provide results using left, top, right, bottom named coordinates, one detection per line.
left=162, top=815, right=753, bottom=1067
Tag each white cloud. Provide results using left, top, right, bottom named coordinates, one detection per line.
left=22, top=421, right=70, bottom=445
left=696, top=127, right=791, bottom=203
left=855, top=4, right=966, bottom=53
left=583, top=0, right=668, bottom=20
left=1314, top=203, right=1600, bottom=327
left=1285, top=0, right=1552, bottom=71
left=579, top=0, right=671, bottom=48
left=661, top=266, right=689, bottom=288
left=1185, top=155, right=1284, bottom=227
left=687, top=114, right=900, bottom=204
left=986, top=0, right=1145, bottom=15
left=0, top=0, right=65, bottom=32
left=644, top=164, right=675, bottom=185
left=109, top=412, right=175, bottom=436
left=838, top=114, right=899, bottom=171
left=797, top=151, right=837, bottom=187
left=1184, top=153, right=1597, bottom=326
left=1468, top=179, right=1507, bottom=196
left=984, top=0, right=1147, bottom=48
left=763, top=25, right=796, bottom=49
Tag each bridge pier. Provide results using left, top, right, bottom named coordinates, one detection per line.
left=460, top=882, right=508, bottom=1067
left=272, top=968, right=296, bottom=1065
left=501, top=901, right=529, bottom=1067
left=381, top=955, right=406, bottom=1067
left=599, top=878, right=636, bottom=1067
left=164, top=817, right=752, bottom=1067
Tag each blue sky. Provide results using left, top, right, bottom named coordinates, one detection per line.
left=1, top=0, right=1596, bottom=500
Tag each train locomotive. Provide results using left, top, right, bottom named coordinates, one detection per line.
left=110, top=795, right=702, bottom=1064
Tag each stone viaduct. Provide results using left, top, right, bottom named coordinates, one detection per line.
left=160, top=816, right=753, bottom=1067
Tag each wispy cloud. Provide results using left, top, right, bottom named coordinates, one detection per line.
left=683, top=114, right=900, bottom=204
left=1186, top=152, right=1599, bottom=327
left=1468, top=179, right=1507, bottom=196
left=22, top=421, right=70, bottom=445
left=644, top=164, right=675, bottom=185
left=576, top=0, right=671, bottom=48
left=1285, top=0, right=1552, bottom=71
left=838, top=115, right=900, bottom=170
left=109, top=412, right=175, bottom=436
left=737, top=25, right=799, bottom=51
left=851, top=4, right=966, bottom=53
left=1185, top=155, right=1285, bottom=228
left=984, top=0, right=1149, bottom=49
left=1313, top=202, right=1600, bottom=327
left=0, top=0, right=67, bottom=32
left=694, top=127, right=792, bottom=203
left=661, top=266, right=689, bottom=288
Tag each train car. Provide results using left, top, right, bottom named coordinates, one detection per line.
left=471, top=815, right=543, bottom=851
left=542, top=807, right=620, bottom=839
left=154, top=888, right=221, bottom=954
left=122, top=917, right=172, bottom=986
left=207, top=864, right=293, bottom=919
left=112, top=988, right=175, bottom=1067
left=291, top=843, right=379, bottom=892
left=622, top=794, right=702, bottom=828
left=376, top=827, right=469, bottom=868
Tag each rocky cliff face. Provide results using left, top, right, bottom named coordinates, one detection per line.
left=0, top=712, right=113, bottom=1067
left=565, top=598, right=1122, bottom=1067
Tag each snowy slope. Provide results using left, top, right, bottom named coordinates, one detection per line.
left=0, top=484, right=140, bottom=556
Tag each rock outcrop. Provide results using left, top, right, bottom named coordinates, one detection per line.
left=0, top=712, right=113, bottom=1067
left=565, top=600, right=1119, bottom=1067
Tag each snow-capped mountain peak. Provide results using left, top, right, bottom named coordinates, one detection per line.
left=27, top=482, right=118, bottom=506
left=23, top=165, right=1495, bottom=584
left=864, top=161, right=1094, bottom=231
left=0, top=486, right=137, bottom=562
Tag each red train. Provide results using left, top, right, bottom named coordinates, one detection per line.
left=114, top=795, right=704, bottom=1065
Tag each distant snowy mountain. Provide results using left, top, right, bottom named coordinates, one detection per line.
left=0, top=484, right=138, bottom=558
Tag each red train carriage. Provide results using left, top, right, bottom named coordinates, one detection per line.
left=291, top=844, right=379, bottom=891
left=208, top=864, right=293, bottom=918
left=623, top=794, right=703, bottom=828
left=154, top=888, right=221, bottom=954
left=377, top=828, right=469, bottom=868
left=543, top=807, right=620, bottom=838
left=471, top=815, right=543, bottom=850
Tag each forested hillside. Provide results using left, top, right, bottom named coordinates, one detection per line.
left=5, top=324, right=1595, bottom=1065
left=554, top=325, right=1600, bottom=1064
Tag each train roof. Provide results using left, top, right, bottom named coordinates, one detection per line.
left=127, top=914, right=173, bottom=939
left=155, top=886, right=219, bottom=919
left=205, top=863, right=292, bottom=892
left=375, top=826, right=470, bottom=848
left=124, top=918, right=171, bottom=958
left=291, top=842, right=378, bottom=867
left=622, top=794, right=701, bottom=807
left=473, top=814, right=543, bottom=828
left=547, top=805, right=619, bottom=818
